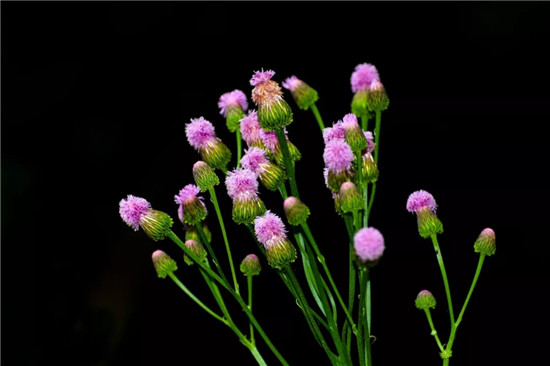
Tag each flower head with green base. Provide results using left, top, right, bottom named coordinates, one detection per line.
left=225, top=168, right=266, bottom=224
left=254, top=210, right=297, bottom=270
left=341, top=113, right=367, bottom=153
left=186, top=117, right=232, bottom=171
left=240, top=110, right=265, bottom=149
left=192, top=161, right=220, bottom=192
left=240, top=254, right=262, bottom=277
left=251, top=69, right=293, bottom=131
left=183, top=239, right=208, bottom=266
left=218, top=89, right=248, bottom=133
left=152, top=250, right=178, bottom=279
left=119, top=195, right=173, bottom=241
left=260, top=128, right=301, bottom=166
left=407, top=190, right=444, bottom=238
left=367, top=80, right=389, bottom=112
left=282, top=75, right=319, bottom=111
left=174, top=184, right=207, bottom=226
left=415, top=290, right=437, bottom=310
left=283, top=196, right=310, bottom=226
left=474, top=228, right=496, bottom=256
left=241, top=147, right=286, bottom=191
left=351, top=63, right=380, bottom=117
left=323, top=139, right=355, bottom=192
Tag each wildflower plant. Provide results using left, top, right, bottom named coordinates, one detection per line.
left=118, top=64, right=495, bottom=365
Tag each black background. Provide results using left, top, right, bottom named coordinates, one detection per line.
left=2, top=1, right=549, bottom=365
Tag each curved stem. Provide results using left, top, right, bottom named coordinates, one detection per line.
left=208, top=186, right=239, bottom=294
left=274, top=127, right=299, bottom=199
left=430, top=234, right=456, bottom=327
left=423, top=308, right=444, bottom=352
left=310, top=103, right=325, bottom=131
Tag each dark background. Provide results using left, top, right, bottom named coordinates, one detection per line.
left=2, top=1, right=549, bottom=365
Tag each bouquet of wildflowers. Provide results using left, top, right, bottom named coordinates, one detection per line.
left=118, top=63, right=495, bottom=365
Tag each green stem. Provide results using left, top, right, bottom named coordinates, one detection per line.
left=302, top=222, right=357, bottom=334
left=361, top=113, right=369, bottom=132
left=208, top=186, right=239, bottom=295
left=248, top=346, right=268, bottom=366
left=168, top=272, right=226, bottom=325
left=195, top=222, right=229, bottom=285
left=423, top=308, right=444, bottom=352
left=359, top=268, right=373, bottom=366
left=274, top=127, right=300, bottom=199
left=278, top=184, right=288, bottom=199
left=430, top=234, right=456, bottom=326
left=363, top=182, right=369, bottom=227
left=373, top=111, right=382, bottom=165
left=166, top=230, right=289, bottom=366
left=310, top=103, right=325, bottom=131
left=236, top=129, right=242, bottom=169
left=367, top=182, right=377, bottom=218
left=247, top=275, right=255, bottom=345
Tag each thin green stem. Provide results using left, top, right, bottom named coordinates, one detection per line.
left=367, top=182, right=377, bottom=218
left=423, top=308, right=444, bottom=352
left=168, top=272, right=226, bottom=325
left=363, top=182, right=369, bottom=227
left=430, top=234, right=456, bottom=326
left=247, top=275, right=255, bottom=345
left=310, top=103, right=325, bottom=130
left=278, top=183, right=288, bottom=199
left=361, top=113, right=369, bottom=132
left=359, top=268, right=373, bottom=366
left=236, top=129, right=242, bottom=169
left=196, top=222, right=229, bottom=285
left=274, top=127, right=299, bottom=199
left=373, top=111, right=382, bottom=165
left=208, top=186, right=239, bottom=295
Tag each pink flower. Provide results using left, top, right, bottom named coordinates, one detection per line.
left=119, top=195, right=151, bottom=231
left=260, top=129, right=280, bottom=153
left=225, top=168, right=260, bottom=202
left=351, top=63, right=380, bottom=93
left=406, top=190, right=437, bottom=213
left=240, top=110, right=263, bottom=146
left=250, top=69, right=276, bottom=86
left=364, top=131, right=375, bottom=154
left=185, top=117, right=216, bottom=150
left=254, top=210, right=287, bottom=245
left=174, top=184, right=202, bottom=205
left=282, top=75, right=302, bottom=91
left=322, top=121, right=346, bottom=144
left=323, top=139, right=354, bottom=172
left=218, top=89, right=248, bottom=117
left=354, top=227, right=385, bottom=262
left=341, top=113, right=360, bottom=130
left=241, top=147, right=270, bottom=175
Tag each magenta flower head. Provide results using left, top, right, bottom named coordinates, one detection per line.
left=323, top=139, right=355, bottom=192
left=363, top=131, right=375, bottom=155
left=415, top=290, right=437, bottom=310
left=240, top=110, right=265, bottom=149
left=351, top=62, right=380, bottom=117
left=119, top=195, right=173, bottom=241
left=152, top=250, right=178, bottom=279
left=174, top=184, right=207, bottom=226
left=218, top=89, right=248, bottom=133
left=254, top=210, right=297, bottom=269
left=322, top=121, right=346, bottom=144
left=367, top=80, right=389, bottom=112
left=186, top=117, right=231, bottom=171
left=260, top=128, right=301, bottom=166
left=282, top=75, right=319, bottom=111
left=283, top=196, right=310, bottom=226
left=241, top=147, right=286, bottom=191
left=250, top=69, right=293, bottom=131
left=354, top=227, right=385, bottom=267
left=240, top=254, right=262, bottom=277
left=225, top=168, right=266, bottom=224
left=183, top=239, right=208, bottom=266
left=406, top=190, right=444, bottom=238
left=341, top=113, right=367, bottom=152
left=474, top=228, right=496, bottom=256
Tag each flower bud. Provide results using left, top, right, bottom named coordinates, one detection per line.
left=119, top=195, right=174, bottom=241
left=339, top=181, right=363, bottom=213
left=367, top=80, right=389, bottom=112
left=192, top=161, right=219, bottom=192
left=140, top=210, right=174, bottom=241
left=174, top=184, right=207, bottom=226
left=283, top=196, right=310, bottom=226
left=152, top=250, right=178, bottom=279
left=406, top=190, right=443, bottom=238
left=254, top=211, right=297, bottom=270
left=282, top=75, right=319, bottom=111
left=415, top=290, right=436, bottom=310
left=184, top=223, right=212, bottom=245
left=183, top=239, right=208, bottom=266
left=362, top=153, right=379, bottom=183
left=342, top=113, right=367, bottom=153
left=250, top=69, right=293, bottom=131
left=474, top=228, right=496, bottom=256
left=218, top=89, right=248, bottom=133
left=240, top=254, right=262, bottom=276
left=200, top=139, right=232, bottom=172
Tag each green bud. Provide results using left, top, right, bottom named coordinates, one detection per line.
left=152, top=250, right=178, bottom=279
left=415, top=290, right=436, bottom=310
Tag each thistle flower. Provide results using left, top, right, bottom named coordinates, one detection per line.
left=254, top=210, right=297, bottom=269
left=282, top=75, right=319, bottom=111
left=354, top=226, right=385, bottom=267
left=351, top=63, right=380, bottom=117
left=250, top=69, right=293, bottom=131
left=322, top=121, right=346, bottom=144
left=152, top=250, right=178, bottom=279
left=174, top=184, right=207, bottom=226
left=367, top=80, right=389, bottom=112
left=185, top=117, right=231, bottom=171
left=183, top=239, right=208, bottom=266
left=240, top=110, right=265, bottom=149
left=260, top=128, right=301, bottom=166
left=119, top=195, right=173, bottom=241
left=338, top=181, right=363, bottom=213
left=225, top=168, right=266, bottom=224
left=240, top=254, right=262, bottom=277
left=323, top=139, right=355, bottom=192
left=283, top=196, right=310, bottom=226
left=415, top=290, right=437, bottom=310
left=342, top=113, right=367, bottom=153
left=192, top=161, right=219, bottom=192
left=362, top=152, right=379, bottom=183
left=474, top=228, right=496, bottom=256
left=241, top=147, right=286, bottom=191
left=218, top=89, right=248, bottom=133
left=406, top=190, right=444, bottom=238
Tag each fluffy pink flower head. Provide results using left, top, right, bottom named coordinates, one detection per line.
left=354, top=227, right=385, bottom=263
left=260, top=128, right=288, bottom=154
left=323, top=139, right=354, bottom=172
left=250, top=69, right=276, bottom=86
left=341, top=113, right=360, bottom=130
left=406, top=190, right=438, bottom=213
left=322, top=121, right=346, bottom=144
left=186, top=117, right=216, bottom=150
left=218, top=89, right=248, bottom=117
left=241, top=147, right=270, bottom=175
left=225, top=168, right=260, bottom=202
left=351, top=63, right=380, bottom=93
left=282, top=75, right=302, bottom=92
left=240, top=110, right=263, bottom=146
left=254, top=210, right=287, bottom=245
left=119, top=195, right=151, bottom=231
left=174, top=184, right=201, bottom=205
